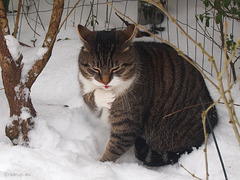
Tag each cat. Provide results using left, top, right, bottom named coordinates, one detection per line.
left=77, top=24, right=218, bottom=166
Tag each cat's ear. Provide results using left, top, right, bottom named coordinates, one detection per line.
left=77, top=25, right=92, bottom=43
left=118, top=24, right=136, bottom=44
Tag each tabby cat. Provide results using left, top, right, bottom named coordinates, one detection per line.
left=77, top=24, right=218, bottom=166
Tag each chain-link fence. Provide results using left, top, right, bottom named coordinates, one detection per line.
left=5, top=0, right=240, bottom=78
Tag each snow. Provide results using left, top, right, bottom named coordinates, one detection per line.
left=20, top=107, right=32, bottom=120
left=4, top=35, right=20, bottom=61
left=0, top=0, right=240, bottom=180
left=20, top=46, right=48, bottom=83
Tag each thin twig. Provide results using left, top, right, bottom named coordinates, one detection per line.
left=200, top=97, right=229, bottom=180
left=201, top=110, right=209, bottom=180
left=33, top=0, right=46, bottom=31
left=195, top=18, right=223, bottom=50
left=48, top=0, right=81, bottom=49
left=21, top=5, right=40, bottom=36
left=223, top=22, right=240, bottom=138
left=115, top=12, right=150, bottom=37
left=84, top=0, right=94, bottom=27
left=162, top=101, right=215, bottom=119
left=105, top=0, right=109, bottom=26
left=233, top=55, right=240, bottom=64
left=46, top=103, right=69, bottom=107
left=218, top=32, right=240, bottom=79
left=180, top=164, right=203, bottom=180
left=162, top=98, right=240, bottom=120
left=19, top=41, right=31, bottom=47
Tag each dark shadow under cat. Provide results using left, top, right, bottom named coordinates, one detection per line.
left=77, top=24, right=218, bottom=166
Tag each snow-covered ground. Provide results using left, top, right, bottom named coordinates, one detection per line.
left=0, top=0, right=240, bottom=179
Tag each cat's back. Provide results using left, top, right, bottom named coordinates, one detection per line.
left=133, top=41, right=197, bottom=82
left=134, top=41, right=173, bottom=55
left=132, top=41, right=214, bottom=124
left=134, top=41, right=191, bottom=68
left=133, top=41, right=177, bottom=59
left=133, top=41, right=205, bottom=89
left=132, top=41, right=205, bottom=100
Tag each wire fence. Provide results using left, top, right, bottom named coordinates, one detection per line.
left=6, top=0, right=240, bottom=78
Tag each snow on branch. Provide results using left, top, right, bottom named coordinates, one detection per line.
left=4, top=35, right=21, bottom=61
left=25, top=0, right=81, bottom=89
left=25, top=0, right=64, bottom=89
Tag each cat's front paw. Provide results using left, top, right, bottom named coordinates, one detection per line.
left=94, top=89, right=115, bottom=109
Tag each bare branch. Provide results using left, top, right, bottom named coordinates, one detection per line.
left=13, top=0, right=23, bottom=38
left=25, top=0, right=82, bottom=89
left=162, top=101, right=216, bottom=119
left=0, top=27, right=12, bottom=65
left=222, top=22, right=240, bottom=143
left=180, top=164, right=203, bottom=180
left=115, top=12, right=150, bottom=37
left=22, top=5, right=40, bottom=36
left=33, top=0, right=46, bottom=31
left=25, top=0, right=64, bottom=89
left=55, top=0, right=81, bottom=38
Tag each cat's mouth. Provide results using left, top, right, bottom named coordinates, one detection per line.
left=101, top=84, right=117, bottom=91
left=104, top=85, right=110, bottom=89
left=103, top=85, right=113, bottom=90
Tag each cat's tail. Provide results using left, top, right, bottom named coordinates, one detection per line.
left=134, top=137, right=192, bottom=166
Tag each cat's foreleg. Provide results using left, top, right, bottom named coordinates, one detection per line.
left=82, top=89, right=115, bottom=110
left=94, top=89, right=115, bottom=109
left=100, top=115, right=142, bottom=162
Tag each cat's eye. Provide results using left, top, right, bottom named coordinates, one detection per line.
left=122, top=46, right=130, bottom=52
left=122, top=63, right=133, bottom=67
left=81, top=63, right=90, bottom=67
left=92, top=67, right=101, bottom=73
left=111, top=66, right=120, bottom=72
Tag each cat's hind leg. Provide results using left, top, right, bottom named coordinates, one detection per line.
left=134, top=137, right=171, bottom=166
left=134, top=137, right=193, bottom=166
left=134, top=137, right=149, bottom=162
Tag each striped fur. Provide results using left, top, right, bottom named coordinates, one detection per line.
left=77, top=25, right=218, bottom=166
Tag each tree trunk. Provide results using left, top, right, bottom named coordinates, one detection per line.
left=0, top=0, right=64, bottom=145
left=0, top=0, right=10, bottom=35
left=0, top=27, right=35, bottom=145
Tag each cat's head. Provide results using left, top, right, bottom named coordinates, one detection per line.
left=78, top=25, right=138, bottom=93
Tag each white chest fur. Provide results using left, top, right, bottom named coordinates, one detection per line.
left=79, top=72, right=136, bottom=126
left=100, top=108, right=111, bottom=128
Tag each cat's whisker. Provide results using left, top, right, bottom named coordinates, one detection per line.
left=123, top=94, right=131, bottom=110
left=128, top=89, right=138, bottom=102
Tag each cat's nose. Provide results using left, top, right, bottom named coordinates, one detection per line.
left=101, top=74, right=110, bottom=85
